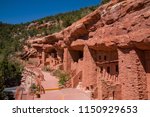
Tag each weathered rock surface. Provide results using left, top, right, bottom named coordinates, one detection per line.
left=26, top=0, right=150, bottom=51
left=23, top=0, right=150, bottom=100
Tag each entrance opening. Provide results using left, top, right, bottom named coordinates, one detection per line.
left=100, top=67, right=103, bottom=73
left=70, top=50, right=83, bottom=62
left=113, top=91, right=115, bottom=100
left=116, top=65, right=119, bottom=73
left=51, top=49, right=57, bottom=58
left=107, top=66, right=110, bottom=73
left=104, top=56, right=107, bottom=61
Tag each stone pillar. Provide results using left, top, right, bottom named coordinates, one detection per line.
left=63, top=48, right=72, bottom=72
left=118, top=48, right=148, bottom=100
left=42, top=50, right=46, bottom=66
left=57, top=49, right=64, bottom=63
left=82, top=45, right=97, bottom=88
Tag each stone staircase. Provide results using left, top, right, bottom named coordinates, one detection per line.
left=21, top=49, right=37, bottom=60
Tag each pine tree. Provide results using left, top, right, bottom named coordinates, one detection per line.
left=0, top=72, right=5, bottom=99
left=101, top=0, right=111, bottom=4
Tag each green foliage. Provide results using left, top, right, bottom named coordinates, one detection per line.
left=0, top=5, right=98, bottom=56
left=0, top=58, right=23, bottom=87
left=58, top=73, right=70, bottom=86
left=0, top=4, right=99, bottom=98
left=0, top=75, right=5, bottom=99
left=29, top=83, right=41, bottom=98
left=53, top=69, right=70, bottom=86
left=0, top=57, right=23, bottom=99
left=101, top=0, right=111, bottom=4
left=0, top=23, right=23, bottom=57
left=30, top=83, right=38, bottom=94
left=0, top=5, right=99, bottom=60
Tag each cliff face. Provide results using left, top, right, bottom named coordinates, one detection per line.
left=28, top=0, right=150, bottom=50
left=23, top=0, right=150, bottom=100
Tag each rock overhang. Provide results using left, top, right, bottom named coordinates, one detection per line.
left=26, top=0, right=150, bottom=51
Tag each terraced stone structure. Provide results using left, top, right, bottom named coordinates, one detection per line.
left=22, top=0, right=150, bottom=100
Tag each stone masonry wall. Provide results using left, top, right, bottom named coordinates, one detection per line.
left=82, top=45, right=97, bottom=89
left=118, top=48, right=148, bottom=100
left=24, top=0, right=150, bottom=100
left=144, top=51, right=150, bottom=99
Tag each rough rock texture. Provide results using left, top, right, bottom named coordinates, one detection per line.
left=82, top=46, right=97, bottom=88
left=22, top=0, right=150, bottom=100
left=118, top=48, right=148, bottom=99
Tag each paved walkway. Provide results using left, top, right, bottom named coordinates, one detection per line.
left=42, top=71, right=59, bottom=90
left=34, top=71, right=90, bottom=100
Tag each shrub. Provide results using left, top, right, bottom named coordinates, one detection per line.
left=101, top=0, right=111, bottom=4
left=58, top=73, right=70, bottom=86
left=0, top=58, right=23, bottom=87
left=29, top=83, right=37, bottom=94
left=0, top=58, right=23, bottom=99
left=53, top=69, right=70, bottom=87
left=0, top=75, right=5, bottom=99
left=29, top=83, right=41, bottom=98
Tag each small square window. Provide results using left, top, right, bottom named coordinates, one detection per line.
left=104, top=56, right=107, bottom=60
left=116, top=65, right=119, bottom=72
left=99, top=56, right=101, bottom=60
left=100, top=67, right=103, bottom=73
left=90, top=85, right=93, bottom=90
left=107, top=66, right=110, bottom=73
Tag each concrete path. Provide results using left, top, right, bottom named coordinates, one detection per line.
left=41, top=71, right=59, bottom=90
left=35, top=71, right=90, bottom=100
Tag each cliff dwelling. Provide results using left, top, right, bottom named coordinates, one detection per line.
left=20, top=0, right=150, bottom=100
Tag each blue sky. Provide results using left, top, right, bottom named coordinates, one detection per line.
left=0, top=0, right=101, bottom=24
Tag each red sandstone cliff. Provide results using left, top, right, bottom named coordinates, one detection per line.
left=27, top=0, right=150, bottom=51
left=23, top=0, right=150, bottom=100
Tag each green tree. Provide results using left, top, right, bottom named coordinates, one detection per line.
left=0, top=58, right=22, bottom=87
left=101, top=0, right=111, bottom=4
left=0, top=74, right=5, bottom=99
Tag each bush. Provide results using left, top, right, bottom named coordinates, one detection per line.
left=0, top=58, right=23, bottom=87
left=58, top=73, right=70, bottom=86
left=29, top=83, right=41, bottom=98
left=101, top=0, right=111, bottom=4
left=53, top=69, right=70, bottom=86
left=0, top=75, right=5, bottom=99
left=29, top=83, right=37, bottom=94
